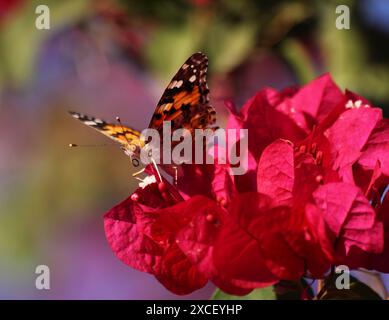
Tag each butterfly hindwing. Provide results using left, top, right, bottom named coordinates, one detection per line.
left=148, top=52, right=216, bottom=132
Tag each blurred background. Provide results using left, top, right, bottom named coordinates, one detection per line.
left=1, top=0, right=389, bottom=299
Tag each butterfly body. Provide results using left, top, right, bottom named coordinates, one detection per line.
left=69, top=52, right=216, bottom=167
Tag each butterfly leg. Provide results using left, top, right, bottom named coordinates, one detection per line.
left=132, top=158, right=162, bottom=181
left=132, top=167, right=145, bottom=177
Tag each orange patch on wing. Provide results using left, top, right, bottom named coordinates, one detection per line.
left=174, top=86, right=200, bottom=107
left=100, top=124, right=143, bottom=146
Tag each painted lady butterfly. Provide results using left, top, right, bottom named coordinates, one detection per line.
left=69, top=52, right=216, bottom=167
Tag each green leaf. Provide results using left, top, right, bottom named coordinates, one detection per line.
left=274, top=279, right=314, bottom=300
left=211, top=286, right=276, bottom=300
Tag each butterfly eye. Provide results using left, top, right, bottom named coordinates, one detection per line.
left=132, top=158, right=140, bottom=167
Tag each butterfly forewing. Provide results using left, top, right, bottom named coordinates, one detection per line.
left=148, top=52, right=216, bottom=133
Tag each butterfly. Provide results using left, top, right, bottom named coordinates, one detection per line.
left=69, top=52, right=216, bottom=168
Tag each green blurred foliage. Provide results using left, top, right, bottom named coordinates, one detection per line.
left=2, top=0, right=389, bottom=97
left=139, top=0, right=312, bottom=81
left=0, top=0, right=90, bottom=89
left=318, top=0, right=389, bottom=100
left=0, top=106, right=138, bottom=265
left=211, top=286, right=276, bottom=300
left=211, top=279, right=314, bottom=300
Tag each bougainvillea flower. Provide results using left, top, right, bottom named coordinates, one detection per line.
left=104, top=177, right=210, bottom=295
left=309, top=183, right=384, bottom=267
left=227, top=73, right=389, bottom=257
left=104, top=73, right=389, bottom=295
left=255, top=139, right=335, bottom=278
left=104, top=173, right=278, bottom=294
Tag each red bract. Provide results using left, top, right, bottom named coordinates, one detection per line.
left=104, top=74, right=389, bottom=295
left=104, top=175, right=272, bottom=294
left=226, top=88, right=306, bottom=161
left=310, top=183, right=384, bottom=267
left=104, top=180, right=209, bottom=295
left=255, top=139, right=335, bottom=278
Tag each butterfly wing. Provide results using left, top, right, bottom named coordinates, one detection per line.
left=69, top=53, right=216, bottom=171
left=69, top=111, right=144, bottom=151
left=148, top=52, right=216, bottom=133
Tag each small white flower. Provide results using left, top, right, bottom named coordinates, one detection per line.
left=345, top=99, right=370, bottom=109
left=138, top=175, right=157, bottom=189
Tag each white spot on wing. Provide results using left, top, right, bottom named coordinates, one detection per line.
left=169, top=80, right=177, bottom=89
left=189, top=75, right=196, bottom=82
left=84, top=121, right=97, bottom=126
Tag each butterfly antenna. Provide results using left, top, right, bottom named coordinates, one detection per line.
left=68, top=143, right=116, bottom=148
left=116, top=116, right=132, bottom=146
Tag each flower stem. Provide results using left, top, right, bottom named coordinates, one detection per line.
left=316, top=279, right=325, bottom=298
